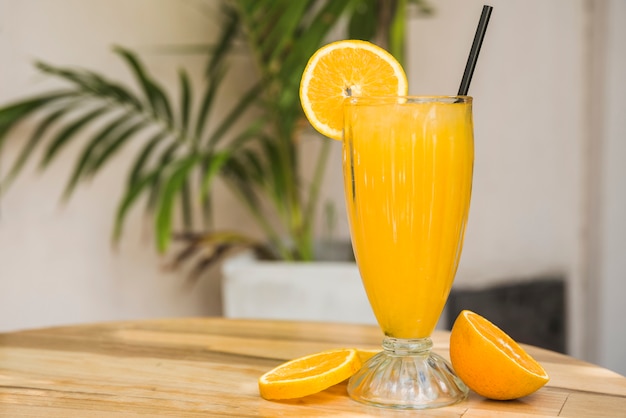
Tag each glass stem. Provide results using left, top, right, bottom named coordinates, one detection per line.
left=382, top=336, right=433, bottom=356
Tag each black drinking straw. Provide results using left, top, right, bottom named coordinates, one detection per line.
left=458, top=5, right=493, bottom=96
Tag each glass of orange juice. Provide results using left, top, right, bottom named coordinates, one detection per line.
left=343, top=95, right=473, bottom=409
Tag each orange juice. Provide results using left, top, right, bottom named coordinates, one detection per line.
left=343, top=97, right=473, bottom=339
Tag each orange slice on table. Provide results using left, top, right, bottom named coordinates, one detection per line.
left=299, top=40, right=408, bottom=140
left=450, top=310, right=550, bottom=400
left=356, top=348, right=381, bottom=363
left=258, top=348, right=362, bottom=400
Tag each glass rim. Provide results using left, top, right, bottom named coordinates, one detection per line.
left=345, top=95, right=472, bottom=105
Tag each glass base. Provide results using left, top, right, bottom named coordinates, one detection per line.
left=348, top=336, right=468, bottom=410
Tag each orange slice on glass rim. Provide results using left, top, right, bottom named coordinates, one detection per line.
left=450, top=310, right=550, bottom=400
left=258, top=348, right=362, bottom=400
left=299, top=40, right=408, bottom=140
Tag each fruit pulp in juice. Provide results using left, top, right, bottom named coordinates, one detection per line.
left=343, top=99, right=473, bottom=339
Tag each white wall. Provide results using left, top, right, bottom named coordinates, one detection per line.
left=1, top=0, right=624, bottom=375
left=589, top=0, right=626, bottom=377
left=0, top=0, right=229, bottom=330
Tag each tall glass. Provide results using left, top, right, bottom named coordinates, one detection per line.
left=343, top=96, right=473, bottom=409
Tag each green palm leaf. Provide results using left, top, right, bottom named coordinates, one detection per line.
left=114, top=140, right=182, bottom=243
left=1, top=102, right=79, bottom=190
left=155, top=154, right=202, bottom=252
left=113, top=169, right=159, bottom=242
left=127, top=130, right=171, bottom=187
left=261, top=2, right=310, bottom=65
left=278, top=0, right=353, bottom=98
left=114, top=46, right=174, bottom=125
left=206, top=4, right=240, bottom=78
left=35, top=62, right=143, bottom=110
left=194, top=65, right=226, bottom=141
left=221, top=156, right=282, bottom=251
left=114, top=141, right=183, bottom=244
left=348, top=0, right=377, bottom=41
left=178, top=69, right=192, bottom=138
left=61, top=112, right=137, bottom=199
left=40, top=105, right=111, bottom=168
left=0, top=91, right=77, bottom=147
left=238, top=148, right=265, bottom=184
left=144, top=141, right=180, bottom=216
left=206, top=81, right=263, bottom=147
left=86, top=120, right=151, bottom=176
left=200, top=150, right=230, bottom=199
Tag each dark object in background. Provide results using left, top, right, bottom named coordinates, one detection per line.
left=446, top=278, right=566, bottom=354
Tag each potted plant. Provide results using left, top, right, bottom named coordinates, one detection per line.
left=0, top=0, right=431, bottom=323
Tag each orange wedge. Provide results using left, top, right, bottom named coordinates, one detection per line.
left=258, top=348, right=362, bottom=400
left=299, top=40, right=408, bottom=140
left=356, top=348, right=381, bottom=363
left=450, top=310, right=550, bottom=400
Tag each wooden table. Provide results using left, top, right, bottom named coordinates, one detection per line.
left=0, top=318, right=625, bottom=417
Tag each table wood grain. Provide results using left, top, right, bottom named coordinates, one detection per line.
left=0, top=317, right=624, bottom=417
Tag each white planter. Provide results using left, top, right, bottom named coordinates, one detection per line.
left=221, top=251, right=377, bottom=325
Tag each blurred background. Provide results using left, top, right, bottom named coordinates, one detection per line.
left=0, top=0, right=624, bottom=376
